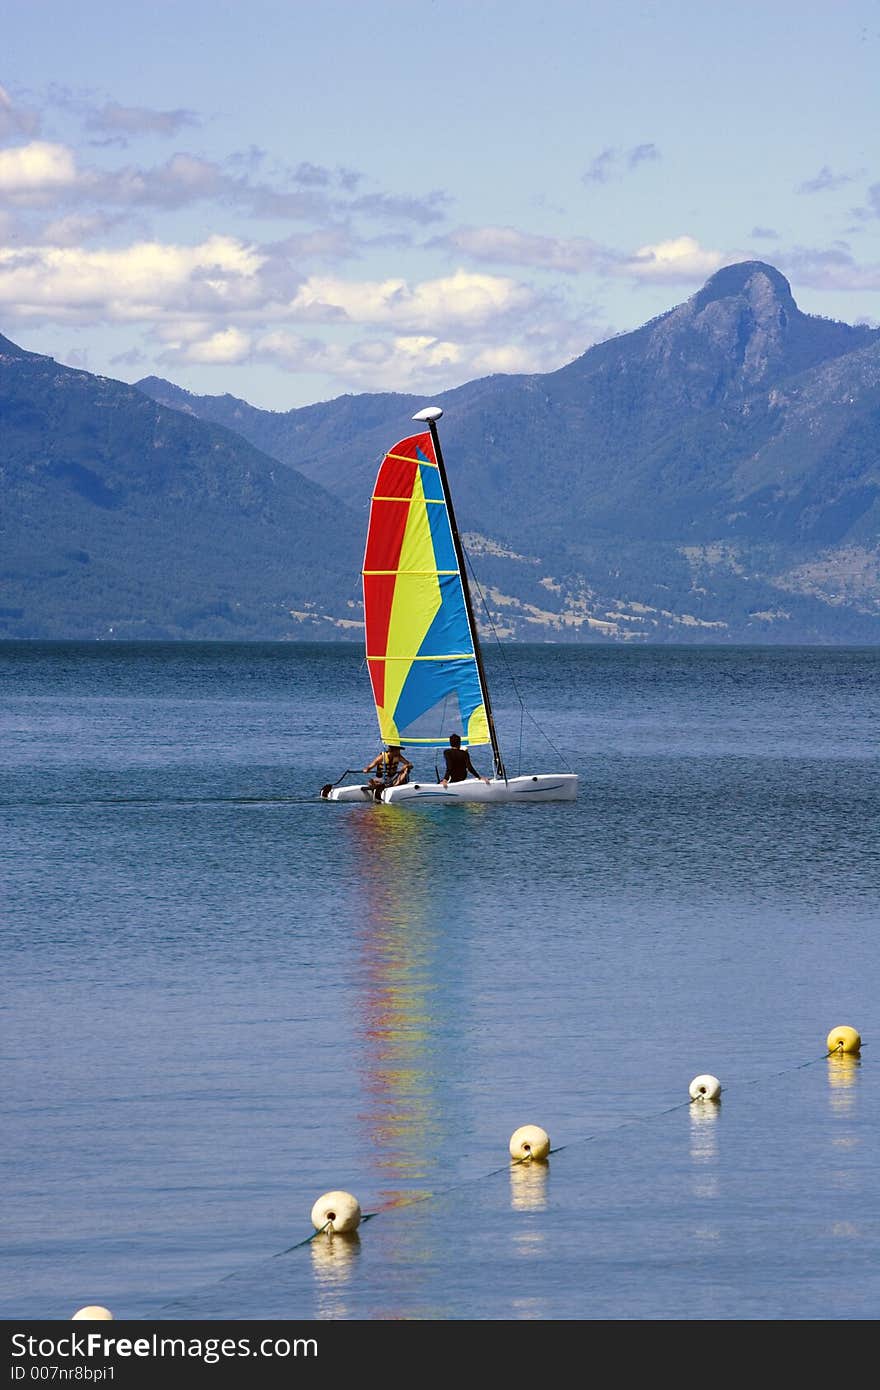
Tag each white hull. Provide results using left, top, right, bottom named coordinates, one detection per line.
left=325, top=783, right=384, bottom=802
left=325, top=774, right=578, bottom=804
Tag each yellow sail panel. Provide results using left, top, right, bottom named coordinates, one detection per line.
left=382, top=468, right=441, bottom=723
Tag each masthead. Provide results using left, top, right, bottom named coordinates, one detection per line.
left=412, top=406, right=443, bottom=422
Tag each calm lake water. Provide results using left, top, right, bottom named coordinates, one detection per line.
left=1, top=641, right=877, bottom=1321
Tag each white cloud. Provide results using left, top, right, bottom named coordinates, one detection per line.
left=167, top=326, right=252, bottom=363
left=0, top=227, right=542, bottom=340
left=292, top=269, right=536, bottom=331
left=0, top=141, right=78, bottom=199
left=467, top=342, right=547, bottom=374
left=0, top=235, right=267, bottom=321
left=437, top=225, right=739, bottom=289
left=243, top=328, right=549, bottom=391
left=0, top=228, right=558, bottom=370
left=156, top=302, right=599, bottom=393
left=443, top=222, right=880, bottom=303
left=617, top=235, right=727, bottom=282
left=158, top=325, right=465, bottom=387
left=0, top=140, right=229, bottom=208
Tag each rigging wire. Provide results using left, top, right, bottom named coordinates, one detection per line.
left=463, top=547, right=574, bottom=773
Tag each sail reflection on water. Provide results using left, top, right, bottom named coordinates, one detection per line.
left=347, top=805, right=453, bottom=1210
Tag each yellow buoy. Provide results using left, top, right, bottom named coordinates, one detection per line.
left=689, top=1074, right=722, bottom=1102
left=509, top=1124, right=550, bottom=1161
left=71, top=1306, right=113, bottom=1320
left=310, top=1190, right=362, bottom=1234
left=826, top=1025, right=860, bottom=1055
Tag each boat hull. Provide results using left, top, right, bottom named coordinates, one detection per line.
left=325, top=783, right=382, bottom=802
left=325, top=774, right=578, bottom=803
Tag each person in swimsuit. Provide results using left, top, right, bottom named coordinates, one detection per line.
left=441, top=732, right=490, bottom=787
left=364, top=745, right=413, bottom=792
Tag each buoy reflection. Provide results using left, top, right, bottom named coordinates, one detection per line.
left=509, top=1156, right=548, bottom=1281
left=827, top=1051, right=859, bottom=1114
left=310, top=1231, right=360, bottom=1320
left=509, top=1158, right=549, bottom=1212
left=689, top=1099, right=719, bottom=1159
left=689, top=1100, right=719, bottom=1200
left=826, top=1050, right=861, bottom=1198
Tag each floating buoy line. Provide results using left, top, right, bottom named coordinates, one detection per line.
left=148, top=1023, right=862, bottom=1318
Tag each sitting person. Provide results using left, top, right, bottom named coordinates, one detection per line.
left=363, top=745, right=413, bottom=791
left=441, top=732, right=490, bottom=786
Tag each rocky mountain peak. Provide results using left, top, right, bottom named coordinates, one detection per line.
left=644, top=261, right=819, bottom=392
left=690, top=261, right=797, bottom=318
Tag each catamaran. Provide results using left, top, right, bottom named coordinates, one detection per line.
left=323, top=408, right=578, bottom=803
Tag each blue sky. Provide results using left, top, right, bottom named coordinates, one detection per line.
left=3, top=0, right=879, bottom=408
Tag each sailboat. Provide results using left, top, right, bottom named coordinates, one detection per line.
left=324, top=407, right=578, bottom=803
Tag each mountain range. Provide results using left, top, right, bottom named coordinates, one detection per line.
left=3, top=260, right=880, bottom=642
left=0, top=333, right=362, bottom=639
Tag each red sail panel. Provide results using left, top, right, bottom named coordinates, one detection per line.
left=362, top=434, right=433, bottom=716
left=363, top=573, right=397, bottom=710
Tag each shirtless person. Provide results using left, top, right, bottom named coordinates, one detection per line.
left=363, top=745, right=413, bottom=792
left=441, top=732, right=490, bottom=787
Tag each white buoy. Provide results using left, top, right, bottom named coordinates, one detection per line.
left=310, top=1190, right=362, bottom=1234
left=826, top=1025, right=861, bottom=1055
left=509, top=1124, right=551, bottom=1161
left=689, top=1074, right=722, bottom=1102
left=71, top=1306, right=113, bottom=1320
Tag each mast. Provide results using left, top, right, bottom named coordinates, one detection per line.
left=414, top=408, right=507, bottom=782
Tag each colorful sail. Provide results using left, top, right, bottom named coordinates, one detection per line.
left=362, top=430, right=489, bottom=748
